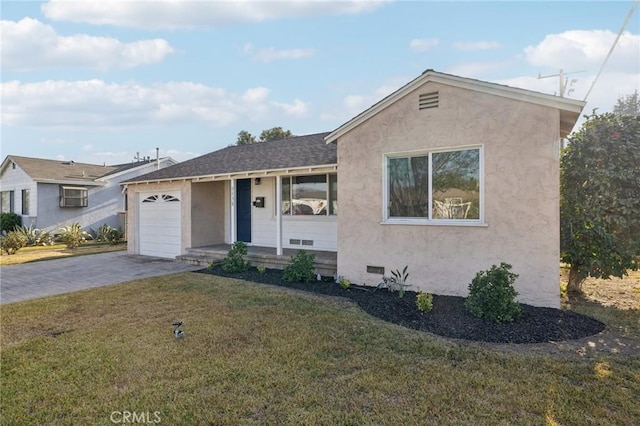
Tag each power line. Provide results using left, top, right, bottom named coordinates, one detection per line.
left=583, top=0, right=639, bottom=102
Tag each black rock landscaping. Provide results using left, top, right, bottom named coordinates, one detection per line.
left=196, top=265, right=606, bottom=344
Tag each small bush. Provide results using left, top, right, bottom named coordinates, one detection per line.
left=105, top=228, right=124, bottom=244
left=13, top=225, right=55, bottom=246
left=283, top=250, right=316, bottom=283
left=222, top=241, right=249, bottom=273
left=59, top=223, right=89, bottom=249
left=95, top=224, right=112, bottom=242
left=256, top=264, right=266, bottom=274
left=465, top=263, right=522, bottom=323
left=1, top=213, right=22, bottom=234
left=1, top=231, right=28, bottom=254
left=416, top=292, right=433, bottom=313
left=339, top=277, right=351, bottom=290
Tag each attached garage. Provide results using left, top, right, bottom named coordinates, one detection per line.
left=138, top=191, right=182, bottom=258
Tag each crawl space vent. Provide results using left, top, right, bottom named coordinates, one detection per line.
left=419, top=92, right=439, bottom=110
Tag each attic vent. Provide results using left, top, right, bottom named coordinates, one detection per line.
left=419, top=92, right=439, bottom=110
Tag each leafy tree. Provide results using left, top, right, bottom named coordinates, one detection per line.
left=236, top=130, right=257, bottom=145
left=259, top=127, right=293, bottom=142
left=612, top=90, right=639, bottom=117
left=234, top=127, right=294, bottom=145
left=560, top=111, right=640, bottom=294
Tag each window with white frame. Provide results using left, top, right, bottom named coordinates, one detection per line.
left=281, top=174, right=337, bottom=216
left=385, top=146, right=482, bottom=223
left=21, top=189, right=29, bottom=215
left=59, top=186, right=88, bottom=207
left=1, top=191, right=14, bottom=213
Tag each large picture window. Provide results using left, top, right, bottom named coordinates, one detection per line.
left=385, top=147, right=482, bottom=223
left=60, top=186, right=88, bottom=208
left=281, top=174, right=337, bottom=216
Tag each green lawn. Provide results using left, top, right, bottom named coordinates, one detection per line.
left=1, top=273, right=638, bottom=425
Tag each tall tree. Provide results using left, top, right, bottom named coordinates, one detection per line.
left=612, top=90, right=639, bottom=116
left=259, top=127, right=294, bottom=142
left=236, top=130, right=257, bottom=145
left=560, top=110, right=640, bottom=294
left=234, top=127, right=294, bottom=145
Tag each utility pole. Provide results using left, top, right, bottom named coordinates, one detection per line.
left=537, top=69, right=584, bottom=97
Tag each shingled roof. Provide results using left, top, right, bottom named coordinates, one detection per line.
left=3, top=156, right=119, bottom=184
left=125, top=132, right=336, bottom=183
left=1, top=156, right=167, bottom=185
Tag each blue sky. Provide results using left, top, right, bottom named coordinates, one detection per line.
left=1, top=0, right=638, bottom=165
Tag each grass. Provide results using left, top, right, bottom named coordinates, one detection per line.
left=1, top=272, right=639, bottom=425
left=0, top=242, right=126, bottom=266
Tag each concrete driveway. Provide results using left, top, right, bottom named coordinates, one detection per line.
left=1, top=251, right=201, bottom=305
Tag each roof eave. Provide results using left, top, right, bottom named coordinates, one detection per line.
left=125, top=163, right=338, bottom=185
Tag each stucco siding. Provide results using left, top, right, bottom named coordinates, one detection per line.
left=336, top=82, right=561, bottom=308
left=191, top=181, right=226, bottom=247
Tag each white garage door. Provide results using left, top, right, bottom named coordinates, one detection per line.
left=138, top=192, right=182, bottom=258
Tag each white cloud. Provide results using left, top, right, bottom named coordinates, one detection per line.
left=243, top=43, right=315, bottom=62
left=446, top=61, right=513, bottom=79
left=0, top=79, right=310, bottom=129
left=321, top=77, right=406, bottom=122
left=41, top=0, right=389, bottom=30
left=409, top=38, right=439, bottom=52
left=453, top=41, right=501, bottom=51
left=524, top=30, right=639, bottom=73
left=0, top=18, right=174, bottom=71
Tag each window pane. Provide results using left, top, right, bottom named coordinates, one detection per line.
left=1, top=192, right=8, bottom=213
left=292, top=175, right=327, bottom=215
left=432, top=149, right=480, bottom=219
left=388, top=156, right=429, bottom=217
left=329, top=174, right=338, bottom=215
left=22, top=189, right=29, bottom=215
left=281, top=177, right=291, bottom=215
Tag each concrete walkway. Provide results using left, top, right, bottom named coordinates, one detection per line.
left=0, top=251, right=201, bottom=305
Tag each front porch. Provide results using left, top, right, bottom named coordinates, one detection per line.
left=177, top=244, right=337, bottom=277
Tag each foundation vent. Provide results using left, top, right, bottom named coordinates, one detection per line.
left=419, top=92, right=439, bottom=110
left=367, top=265, right=385, bottom=275
left=289, top=239, right=314, bottom=247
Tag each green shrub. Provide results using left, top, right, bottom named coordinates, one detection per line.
left=59, top=223, right=89, bottom=249
left=339, top=277, right=351, bottom=290
left=256, top=264, right=266, bottom=274
left=1, top=230, right=28, bottom=254
left=416, top=292, right=433, bottom=313
left=465, top=263, right=522, bottom=323
left=283, top=250, right=316, bottom=283
left=377, top=266, right=411, bottom=298
left=105, top=228, right=124, bottom=244
left=95, top=224, right=112, bottom=242
left=13, top=225, right=55, bottom=246
left=1, top=213, right=22, bottom=234
left=222, top=241, right=249, bottom=273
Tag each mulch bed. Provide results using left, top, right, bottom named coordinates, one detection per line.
left=196, top=266, right=606, bottom=344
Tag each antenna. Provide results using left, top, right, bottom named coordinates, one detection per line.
left=537, top=69, right=585, bottom=97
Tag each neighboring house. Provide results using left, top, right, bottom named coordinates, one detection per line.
left=124, top=70, right=585, bottom=308
left=0, top=155, right=177, bottom=233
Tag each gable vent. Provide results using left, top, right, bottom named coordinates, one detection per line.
left=419, top=92, right=439, bottom=110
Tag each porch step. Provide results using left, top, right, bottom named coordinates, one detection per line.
left=178, top=247, right=337, bottom=277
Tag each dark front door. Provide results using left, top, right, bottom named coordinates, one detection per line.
left=236, top=179, right=252, bottom=243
